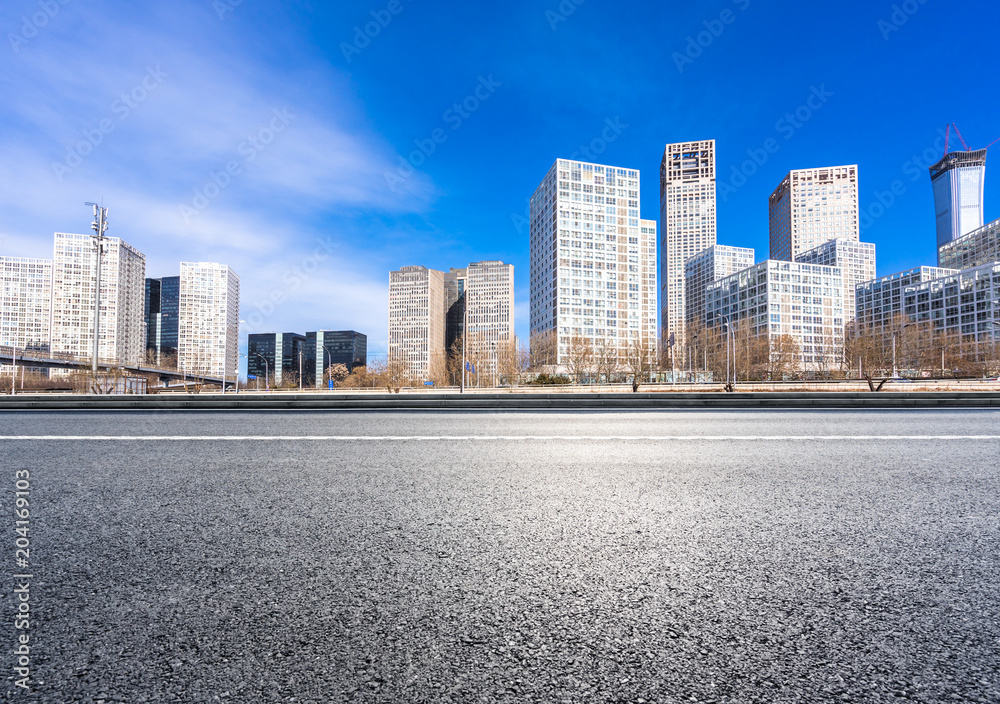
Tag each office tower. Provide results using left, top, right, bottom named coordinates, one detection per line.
left=855, top=266, right=957, bottom=345
left=929, top=149, right=987, bottom=251
left=389, top=265, right=445, bottom=381
left=795, top=239, right=876, bottom=324
left=1, top=257, right=52, bottom=377
left=144, top=275, right=180, bottom=365
left=684, top=244, right=755, bottom=334
left=50, top=232, right=146, bottom=365
left=462, top=260, right=516, bottom=376
left=529, top=159, right=655, bottom=368
left=706, top=260, right=845, bottom=372
left=938, top=216, right=1000, bottom=270
left=769, top=166, right=859, bottom=262
left=660, top=140, right=717, bottom=349
left=303, top=330, right=367, bottom=388
left=444, top=267, right=467, bottom=355
left=176, top=263, right=239, bottom=378
left=904, top=263, right=1000, bottom=342
left=247, top=332, right=306, bottom=387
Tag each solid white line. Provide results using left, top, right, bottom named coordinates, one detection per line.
left=1, top=435, right=999, bottom=441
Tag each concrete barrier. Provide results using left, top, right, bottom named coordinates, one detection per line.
left=2, top=391, right=1000, bottom=410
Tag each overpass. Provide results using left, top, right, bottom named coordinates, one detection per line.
left=0, top=348, right=228, bottom=386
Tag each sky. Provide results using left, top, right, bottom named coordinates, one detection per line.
left=2, top=0, right=999, bottom=360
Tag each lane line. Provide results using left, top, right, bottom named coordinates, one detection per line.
left=2, top=435, right=1000, bottom=441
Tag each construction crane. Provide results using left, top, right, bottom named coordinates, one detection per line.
left=944, top=123, right=998, bottom=155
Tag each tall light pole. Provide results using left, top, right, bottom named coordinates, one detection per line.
left=85, top=203, right=108, bottom=373
left=256, top=353, right=269, bottom=391
left=222, top=319, right=246, bottom=394
left=721, top=315, right=733, bottom=389
left=461, top=294, right=467, bottom=393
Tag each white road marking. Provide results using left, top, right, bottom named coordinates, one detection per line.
left=1, top=435, right=999, bottom=441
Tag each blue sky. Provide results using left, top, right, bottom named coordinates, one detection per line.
left=2, top=0, right=999, bottom=357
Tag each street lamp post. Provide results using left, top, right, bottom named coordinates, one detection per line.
left=721, top=315, right=734, bottom=389
left=322, top=344, right=335, bottom=390
left=222, top=320, right=247, bottom=394
left=256, top=353, right=269, bottom=391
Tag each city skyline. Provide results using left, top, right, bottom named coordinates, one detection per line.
left=2, top=1, right=999, bottom=357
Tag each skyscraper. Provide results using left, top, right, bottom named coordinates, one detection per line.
left=929, top=149, right=987, bottom=252
left=389, top=265, right=445, bottom=381
left=460, top=260, right=515, bottom=376
left=177, top=262, right=240, bottom=378
left=660, top=140, right=717, bottom=350
left=530, top=159, right=656, bottom=368
left=769, top=165, right=859, bottom=262
left=1, top=257, right=52, bottom=374
left=144, top=275, right=179, bottom=365
left=50, top=232, right=146, bottom=366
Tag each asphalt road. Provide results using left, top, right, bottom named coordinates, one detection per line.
left=2, top=410, right=1000, bottom=703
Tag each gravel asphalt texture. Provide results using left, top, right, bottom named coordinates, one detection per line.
left=2, top=409, right=1000, bottom=703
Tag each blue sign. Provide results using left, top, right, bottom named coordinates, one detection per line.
left=465, top=362, right=475, bottom=372
left=424, top=381, right=434, bottom=386
left=328, top=380, right=334, bottom=389
left=247, top=375, right=257, bottom=380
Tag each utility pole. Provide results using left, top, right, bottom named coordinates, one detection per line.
left=85, top=203, right=108, bottom=373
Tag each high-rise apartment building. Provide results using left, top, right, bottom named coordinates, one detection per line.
left=795, top=238, right=876, bottom=324
left=461, top=260, right=515, bottom=373
left=660, top=140, right=717, bottom=349
left=144, top=275, right=180, bottom=365
left=529, top=159, right=655, bottom=368
left=929, top=150, right=987, bottom=250
left=303, top=330, right=367, bottom=388
left=938, top=216, right=1000, bottom=271
left=50, top=232, right=146, bottom=365
left=684, top=244, right=755, bottom=335
left=904, top=262, right=1000, bottom=342
left=177, top=263, right=240, bottom=378
left=1, top=257, right=52, bottom=357
left=769, top=166, right=859, bottom=262
left=706, top=260, right=845, bottom=372
left=389, top=265, right=445, bottom=381
left=248, top=332, right=306, bottom=387
left=855, top=266, right=957, bottom=344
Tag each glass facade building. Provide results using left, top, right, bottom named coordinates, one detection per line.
left=303, top=330, right=367, bottom=388
left=929, top=150, right=987, bottom=251
left=144, top=275, right=179, bottom=365
left=938, top=216, right=1000, bottom=271
left=248, top=332, right=306, bottom=387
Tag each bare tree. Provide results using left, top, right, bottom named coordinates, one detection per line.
left=623, top=333, right=655, bottom=392
left=564, top=335, right=594, bottom=383
left=529, top=329, right=558, bottom=370
left=594, top=338, right=619, bottom=384
left=496, top=338, right=527, bottom=387
left=767, top=334, right=801, bottom=379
